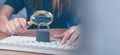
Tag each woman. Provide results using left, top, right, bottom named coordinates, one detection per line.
left=0, top=0, right=80, bottom=45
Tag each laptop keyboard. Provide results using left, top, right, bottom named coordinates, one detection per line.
left=0, top=36, right=76, bottom=50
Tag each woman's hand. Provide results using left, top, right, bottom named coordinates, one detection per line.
left=2, top=18, right=28, bottom=35
left=54, top=26, right=80, bottom=45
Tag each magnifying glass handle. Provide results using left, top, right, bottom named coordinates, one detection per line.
left=27, top=21, right=32, bottom=28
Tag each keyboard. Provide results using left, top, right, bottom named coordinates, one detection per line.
left=0, top=36, right=78, bottom=55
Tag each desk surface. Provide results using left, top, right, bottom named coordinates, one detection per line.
left=0, top=29, right=67, bottom=55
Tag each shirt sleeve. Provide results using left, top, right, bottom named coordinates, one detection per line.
left=67, top=15, right=80, bottom=28
left=4, top=0, right=24, bottom=14
left=67, top=0, right=80, bottom=28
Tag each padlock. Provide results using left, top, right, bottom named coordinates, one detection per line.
left=36, top=22, right=50, bottom=42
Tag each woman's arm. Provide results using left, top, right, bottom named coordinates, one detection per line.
left=0, top=5, right=27, bottom=35
left=0, top=5, right=14, bottom=33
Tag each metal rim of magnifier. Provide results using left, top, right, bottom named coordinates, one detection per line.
left=29, top=10, right=54, bottom=26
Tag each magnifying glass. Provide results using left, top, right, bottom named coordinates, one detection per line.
left=28, top=10, right=54, bottom=26
left=27, top=10, right=54, bottom=42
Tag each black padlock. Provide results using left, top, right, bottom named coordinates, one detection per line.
left=36, top=22, right=50, bottom=42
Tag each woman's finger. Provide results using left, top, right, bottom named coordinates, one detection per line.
left=10, top=20, right=16, bottom=33
left=54, top=34, right=63, bottom=39
left=15, top=18, right=25, bottom=34
left=13, top=18, right=20, bottom=34
left=19, top=18, right=28, bottom=34
left=6, top=22, right=14, bottom=34
left=19, top=18, right=27, bottom=30
left=53, top=29, right=67, bottom=39
left=67, top=30, right=80, bottom=45
left=54, top=30, right=68, bottom=39
left=61, top=32, right=70, bottom=44
left=61, top=28, right=75, bottom=44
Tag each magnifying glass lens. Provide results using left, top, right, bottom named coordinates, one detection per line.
left=29, top=10, right=53, bottom=26
left=32, top=14, right=51, bottom=24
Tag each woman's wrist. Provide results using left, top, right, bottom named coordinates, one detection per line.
left=0, top=13, right=10, bottom=32
left=0, top=22, right=7, bottom=35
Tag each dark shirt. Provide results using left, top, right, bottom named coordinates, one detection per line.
left=4, top=0, right=79, bottom=29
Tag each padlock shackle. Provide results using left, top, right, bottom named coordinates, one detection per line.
left=38, top=22, right=50, bottom=31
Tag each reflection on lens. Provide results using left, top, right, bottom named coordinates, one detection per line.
left=32, top=14, right=51, bottom=24
left=29, top=10, right=54, bottom=26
